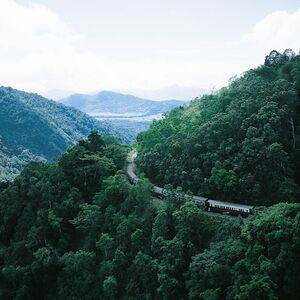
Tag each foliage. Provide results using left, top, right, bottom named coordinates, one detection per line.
left=0, top=51, right=300, bottom=299
left=187, top=203, right=300, bottom=300
left=0, top=132, right=299, bottom=299
left=137, top=50, right=300, bottom=206
left=0, top=86, right=129, bottom=181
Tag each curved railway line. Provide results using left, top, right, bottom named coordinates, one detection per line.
left=127, top=150, right=254, bottom=217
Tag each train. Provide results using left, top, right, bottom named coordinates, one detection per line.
left=127, top=155, right=254, bottom=217
left=153, top=186, right=254, bottom=217
left=204, top=199, right=253, bottom=217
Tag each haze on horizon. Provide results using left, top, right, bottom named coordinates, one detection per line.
left=0, top=0, right=300, bottom=99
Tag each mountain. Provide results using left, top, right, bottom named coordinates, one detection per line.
left=137, top=50, right=300, bottom=206
left=0, top=52, right=299, bottom=300
left=0, top=86, right=127, bottom=181
left=60, top=91, right=187, bottom=141
left=60, top=90, right=186, bottom=117
left=0, top=133, right=299, bottom=300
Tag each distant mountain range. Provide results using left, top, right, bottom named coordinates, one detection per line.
left=59, top=91, right=189, bottom=140
left=60, top=91, right=186, bottom=117
left=42, top=85, right=210, bottom=101
left=0, top=86, right=128, bottom=181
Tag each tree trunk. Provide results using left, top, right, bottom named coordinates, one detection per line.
left=290, top=116, right=296, bottom=150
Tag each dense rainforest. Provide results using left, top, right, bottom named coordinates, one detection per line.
left=137, top=49, right=300, bottom=206
left=0, top=132, right=299, bottom=299
left=0, top=86, right=132, bottom=181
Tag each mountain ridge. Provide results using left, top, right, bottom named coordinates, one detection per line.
left=59, top=90, right=189, bottom=141
left=60, top=90, right=187, bottom=116
left=136, top=50, right=300, bottom=206
left=0, top=86, right=128, bottom=180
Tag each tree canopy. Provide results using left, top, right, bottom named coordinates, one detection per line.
left=137, top=50, right=300, bottom=206
left=0, top=131, right=299, bottom=299
left=1, top=51, right=300, bottom=299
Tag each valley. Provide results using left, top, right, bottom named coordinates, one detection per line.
left=0, top=87, right=129, bottom=181
left=1, top=1, right=299, bottom=299
left=0, top=50, right=299, bottom=300
left=60, top=90, right=191, bottom=141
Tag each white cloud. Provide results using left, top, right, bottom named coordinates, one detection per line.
left=243, top=9, right=300, bottom=54
left=0, top=1, right=299, bottom=96
left=1, top=0, right=214, bottom=94
left=0, top=0, right=84, bottom=92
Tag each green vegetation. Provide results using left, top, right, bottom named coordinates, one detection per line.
left=0, top=132, right=299, bottom=299
left=137, top=50, right=300, bottom=206
left=1, top=51, right=300, bottom=299
left=0, top=86, right=129, bottom=181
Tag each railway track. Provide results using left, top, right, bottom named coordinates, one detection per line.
left=127, top=150, right=254, bottom=217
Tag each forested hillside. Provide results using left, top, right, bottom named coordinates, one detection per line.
left=0, top=87, right=127, bottom=181
left=0, top=132, right=299, bottom=299
left=137, top=50, right=300, bottom=206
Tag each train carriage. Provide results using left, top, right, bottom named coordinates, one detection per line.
left=206, top=199, right=254, bottom=217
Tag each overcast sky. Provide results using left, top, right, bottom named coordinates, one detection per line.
left=0, top=0, right=300, bottom=95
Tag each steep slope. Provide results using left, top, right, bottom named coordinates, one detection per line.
left=60, top=90, right=186, bottom=116
left=0, top=132, right=299, bottom=299
left=137, top=50, right=300, bottom=206
left=0, top=86, right=124, bottom=180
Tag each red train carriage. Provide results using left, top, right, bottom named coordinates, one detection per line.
left=205, top=199, right=254, bottom=217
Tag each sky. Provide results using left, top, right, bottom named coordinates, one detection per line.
left=0, top=0, right=300, bottom=98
